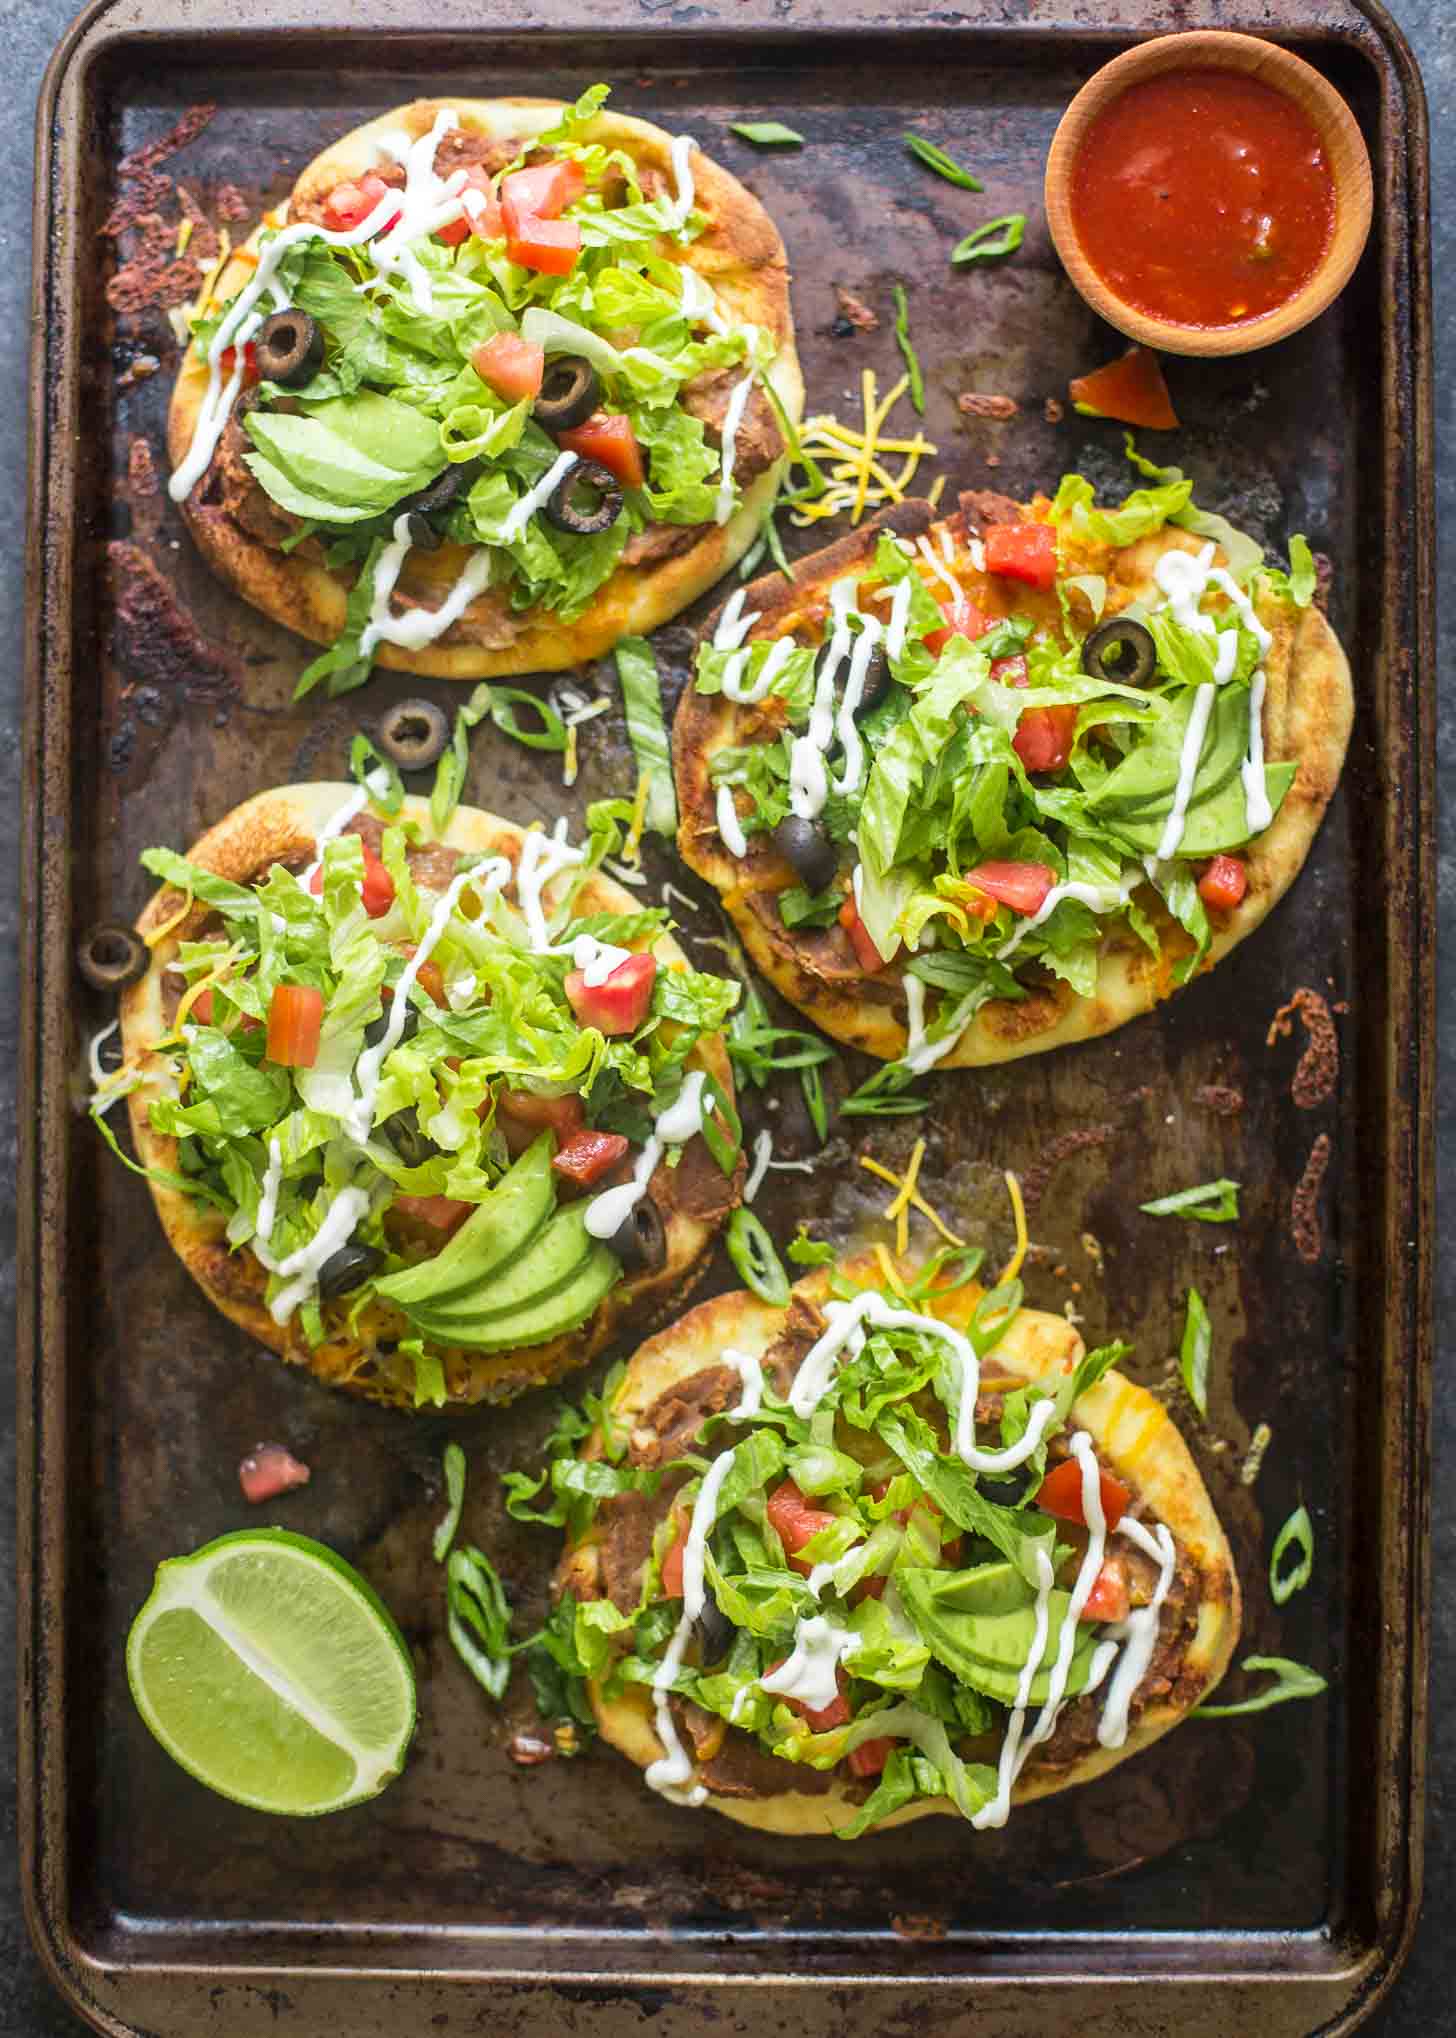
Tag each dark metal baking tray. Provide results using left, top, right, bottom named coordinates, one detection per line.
left=20, top=0, right=1433, bottom=2032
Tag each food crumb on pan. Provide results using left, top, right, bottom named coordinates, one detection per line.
left=1019, top=1124, right=1118, bottom=1212
left=1240, top=1421, right=1273, bottom=1486
left=1080, top=1231, right=1105, bottom=1275
left=834, top=285, right=879, bottom=331
left=127, top=436, right=160, bottom=498
left=1043, top=395, right=1066, bottom=423
left=117, top=353, right=160, bottom=391
left=1194, top=1083, right=1245, bottom=1117
left=957, top=391, right=1019, bottom=419
left=509, top=1732, right=555, bottom=1767
left=1267, top=987, right=1339, bottom=1108
left=238, top=1443, right=310, bottom=1504
left=108, top=540, right=242, bottom=710
left=214, top=181, right=250, bottom=222
left=1291, top=1133, right=1332, bottom=1263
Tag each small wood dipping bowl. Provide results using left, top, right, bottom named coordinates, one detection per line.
left=1044, top=30, right=1373, bottom=358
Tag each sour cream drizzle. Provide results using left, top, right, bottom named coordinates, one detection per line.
left=884, top=575, right=914, bottom=661
left=514, top=819, right=587, bottom=950
left=789, top=582, right=857, bottom=820
left=902, top=973, right=964, bottom=1075
left=1097, top=1515, right=1177, bottom=1749
left=1240, top=669, right=1272, bottom=832
left=760, top=1615, right=859, bottom=1713
left=666, top=134, right=699, bottom=231
left=254, top=1137, right=284, bottom=1252
left=723, top=1346, right=765, bottom=1419
left=714, top=367, right=758, bottom=526
left=584, top=1070, right=708, bottom=1241
left=265, top=1185, right=374, bottom=1326
left=1156, top=682, right=1217, bottom=862
left=716, top=785, right=748, bottom=857
left=645, top=1445, right=734, bottom=1803
left=570, top=933, right=633, bottom=987
left=832, top=618, right=884, bottom=796
left=723, top=634, right=794, bottom=706
left=996, top=871, right=1142, bottom=962
left=296, top=787, right=373, bottom=892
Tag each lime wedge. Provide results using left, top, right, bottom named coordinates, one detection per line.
left=125, top=1528, right=416, bottom=1816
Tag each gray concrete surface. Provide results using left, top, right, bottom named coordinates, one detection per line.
left=1, top=2, right=1447, bottom=2032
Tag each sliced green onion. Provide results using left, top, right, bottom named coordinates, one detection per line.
left=1179, top=1286, right=1212, bottom=1419
left=1140, top=1178, right=1241, bottom=1224
left=433, top=1442, right=467, bottom=1565
left=430, top=681, right=492, bottom=834
left=801, top=1062, right=829, bottom=1144
left=1269, top=1504, right=1314, bottom=1605
left=728, top=1207, right=791, bottom=1305
left=614, top=636, right=677, bottom=836
left=840, top=1064, right=928, bottom=1118
left=488, top=686, right=567, bottom=752
left=1194, top=1655, right=1327, bottom=1718
left=730, top=121, right=804, bottom=148
left=445, top=1545, right=514, bottom=1700
left=697, top=1069, right=742, bottom=1175
left=891, top=283, right=925, bottom=418
left=1288, top=534, right=1316, bottom=607
left=904, top=134, right=983, bottom=191
left=349, top=731, right=404, bottom=815
left=951, top=214, right=1026, bottom=267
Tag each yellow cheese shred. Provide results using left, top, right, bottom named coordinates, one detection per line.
left=859, top=1144, right=966, bottom=1254
left=143, top=889, right=193, bottom=949
left=793, top=370, right=942, bottom=528
left=176, top=217, right=194, bottom=258
left=997, top=1169, right=1029, bottom=1284
left=623, top=769, right=652, bottom=864
left=872, top=1242, right=910, bottom=1301
left=562, top=723, right=579, bottom=789
left=190, top=226, right=233, bottom=321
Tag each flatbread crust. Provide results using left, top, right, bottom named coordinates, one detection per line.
left=673, top=499, right=1354, bottom=1066
left=559, top=1256, right=1241, bottom=1836
left=117, top=784, right=739, bottom=1409
left=168, top=98, right=804, bottom=678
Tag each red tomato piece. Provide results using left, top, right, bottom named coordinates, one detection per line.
left=471, top=333, right=545, bottom=402
left=851, top=1573, right=888, bottom=1605
left=308, top=845, right=395, bottom=918
left=552, top=1129, right=630, bottom=1189
left=392, top=1193, right=473, bottom=1237
left=924, top=594, right=992, bottom=657
left=661, top=1515, right=688, bottom=1598
left=497, top=1087, right=587, bottom=1156
left=1036, top=1454, right=1131, bottom=1531
left=766, top=1480, right=839, bottom=1579
left=386, top=955, right=446, bottom=1008
left=437, top=167, right=501, bottom=244
left=838, top=896, right=892, bottom=974
left=557, top=412, right=646, bottom=488
left=191, top=985, right=258, bottom=1031
left=1080, top=1554, right=1132, bottom=1624
left=1069, top=346, right=1179, bottom=432
left=564, top=952, right=657, bottom=1036
left=985, top=522, right=1058, bottom=591
left=1012, top=703, right=1080, bottom=774
left=218, top=340, right=259, bottom=387
left=502, top=202, right=582, bottom=275
left=1197, top=853, right=1248, bottom=912
left=847, top=1737, right=894, bottom=1779
left=962, top=860, right=1056, bottom=917
left=265, top=984, right=324, bottom=1068
left=767, top=1661, right=852, bottom=1732
left=501, top=158, right=586, bottom=220
left=238, top=1443, right=311, bottom=1505
left=322, top=171, right=400, bottom=235
left=990, top=652, right=1029, bottom=687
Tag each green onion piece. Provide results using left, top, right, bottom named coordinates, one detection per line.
left=904, top=134, right=984, bottom=191
left=762, top=506, right=796, bottom=580
left=891, top=283, right=926, bottom=417
left=1140, top=1178, right=1241, bottom=1224
left=1194, top=1654, right=1327, bottom=1718
left=614, top=636, right=678, bottom=837
left=433, top=1442, right=467, bottom=1565
left=349, top=731, right=404, bottom=815
left=840, top=1064, right=928, bottom=1118
left=697, top=1069, right=742, bottom=1175
left=445, top=1546, right=515, bottom=1700
left=951, top=214, right=1026, bottom=267
left=1179, top=1286, right=1212, bottom=1418
left=1269, top=1504, right=1314, bottom=1605
left=728, top=1207, right=791, bottom=1305
left=800, top=1062, right=829, bottom=1143
left=788, top=1226, right=836, bottom=1267
left=730, top=121, right=804, bottom=148
left=430, top=681, right=492, bottom=834
left=1288, top=534, right=1317, bottom=607
left=727, top=1018, right=833, bottom=1083
left=760, top=371, right=827, bottom=504
left=488, top=686, right=567, bottom=753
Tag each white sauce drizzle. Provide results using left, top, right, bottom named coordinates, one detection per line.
left=724, top=1347, right=764, bottom=1419
left=884, top=575, right=914, bottom=661
left=666, top=134, right=699, bottom=231
left=789, top=582, right=856, bottom=820
left=265, top=1186, right=373, bottom=1326
left=87, top=1018, right=119, bottom=1091
left=714, top=367, right=758, bottom=526
left=996, top=871, right=1142, bottom=962
left=743, top=1129, right=775, bottom=1203
left=254, top=1137, right=284, bottom=1253
left=902, top=973, right=965, bottom=1075
left=916, top=533, right=963, bottom=602
left=296, top=786, right=373, bottom=893
left=1155, top=682, right=1216, bottom=862
left=645, top=1445, right=733, bottom=1803
left=722, top=634, right=794, bottom=706
left=570, top=933, right=633, bottom=988
left=1097, top=1517, right=1177, bottom=1749
left=1241, top=669, right=1272, bottom=832
left=716, top=784, right=748, bottom=858
left=1152, top=542, right=1274, bottom=842
left=514, top=819, right=586, bottom=951
left=831, top=618, right=884, bottom=796
left=584, top=1070, right=707, bottom=1242
left=501, top=450, right=579, bottom=545
left=759, top=1615, right=859, bottom=1713
left=713, top=588, right=757, bottom=650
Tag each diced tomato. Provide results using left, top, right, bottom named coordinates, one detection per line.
left=767, top=1660, right=852, bottom=1732
left=392, top=1193, right=473, bottom=1237
left=218, top=340, right=259, bottom=387
left=1068, top=345, right=1179, bottom=432
left=661, top=1515, right=689, bottom=1598
left=191, top=984, right=258, bottom=1031
left=766, top=1478, right=839, bottom=1578
left=848, top=1736, right=894, bottom=1779
left=990, top=652, right=1029, bottom=687
left=322, top=171, right=400, bottom=235
left=265, top=984, right=324, bottom=1068
left=557, top=412, right=646, bottom=488
left=1036, top=1455, right=1130, bottom=1531
left=962, top=860, right=1056, bottom=917
left=471, top=332, right=545, bottom=402
left=838, top=896, right=892, bottom=974
left=985, top=522, right=1058, bottom=591
left=502, top=202, right=581, bottom=275
left=851, top=1573, right=888, bottom=1604
left=1081, top=1554, right=1131, bottom=1624
left=437, top=167, right=502, bottom=244
left=308, top=844, right=395, bottom=918
left=501, top=158, right=586, bottom=221
left=238, top=1443, right=311, bottom=1506
left=385, top=955, right=446, bottom=1008
left=497, top=1087, right=587, bottom=1156
left=1012, top=704, right=1080, bottom=774
left=1198, top=853, right=1248, bottom=912
left=924, top=594, right=992, bottom=657
left=564, top=952, right=657, bottom=1036
left=552, top=1128, right=630, bottom=1189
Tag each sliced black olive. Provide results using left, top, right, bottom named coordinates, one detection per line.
left=365, top=1006, right=420, bottom=1051
left=316, top=1243, right=383, bottom=1300
left=693, top=1587, right=734, bottom=1666
left=377, top=698, right=450, bottom=770
left=76, top=922, right=148, bottom=991
left=855, top=644, right=890, bottom=716
left=396, top=458, right=482, bottom=520
left=771, top=816, right=838, bottom=893
left=610, top=1196, right=667, bottom=1277
left=254, top=308, right=324, bottom=388
left=543, top=459, right=622, bottom=537
left=533, top=354, right=599, bottom=433
left=381, top=1107, right=435, bottom=1168
left=404, top=511, right=441, bottom=552
left=1081, top=616, right=1156, bottom=688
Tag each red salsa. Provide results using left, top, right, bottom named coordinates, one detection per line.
left=1069, top=69, right=1336, bottom=329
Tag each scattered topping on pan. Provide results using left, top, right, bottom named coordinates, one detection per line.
left=1194, top=1655, right=1326, bottom=1719
left=238, top=1442, right=312, bottom=1504
left=1178, top=1287, right=1212, bottom=1419
left=1139, top=1178, right=1240, bottom=1225
left=1290, top=1132, right=1332, bottom=1264
left=958, top=392, right=1019, bottom=420
left=1241, top=1421, right=1273, bottom=1486
left=615, top=637, right=678, bottom=838
left=891, top=284, right=926, bottom=417
left=1069, top=346, right=1179, bottom=431
left=857, top=1140, right=966, bottom=1254
left=1267, top=986, right=1339, bottom=1108
left=903, top=134, right=984, bottom=192
left=791, top=370, right=941, bottom=527
left=1269, top=1504, right=1314, bottom=1605
left=834, top=285, right=879, bottom=333
left=730, top=121, right=805, bottom=148
left=952, top=214, right=1026, bottom=268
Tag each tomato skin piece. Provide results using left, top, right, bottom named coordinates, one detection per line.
left=985, top=522, right=1058, bottom=591
left=924, top=595, right=992, bottom=657
left=192, top=985, right=258, bottom=1031
left=437, top=167, right=501, bottom=244
left=990, top=652, right=1029, bottom=687
left=1012, top=703, right=1079, bottom=773
left=497, top=1087, right=586, bottom=1156
left=838, top=896, right=892, bottom=974
left=847, top=1736, right=894, bottom=1779
left=501, top=158, right=586, bottom=220
left=564, top=952, right=657, bottom=1036
left=962, top=860, right=1056, bottom=917
left=766, top=1660, right=852, bottom=1732
left=557, top=412, right=646, bottom=488
left=766, top=1479, right=839, bottom=1575
left=238, top=1443, right=311, bottom=1505
left=322, top=172, right=400, bottom=235
left=851, top=1573, right=888, bottom=1604
left=661, top=1516, right=688, bottom=1598
left=502, top=200, right=582, bottom=274
left=1068, top=345, right=1179, bottom=432
left=1197, top=853, right=1248, bottom=911
left=392, top=1193, right=473, bottom=1238
left=552, top=1128, right=630, bottom=1189
left=265, top=985, right=324, bottom=1068
left=1036, top=1454, right=1131, bottom=1531
left=218, top=340, right=259, bottom=387
left=471, top=333, right=545, bottom=401
left=308, top=844, right=396, bottom=918
left=1080, top=1554, right=1131, bottom=1624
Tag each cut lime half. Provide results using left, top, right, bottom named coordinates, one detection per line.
left=126, top=1528, right=416, bottom=1816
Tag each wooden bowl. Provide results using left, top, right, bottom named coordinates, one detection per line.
left=1044, top=31, right=1373, bottom=358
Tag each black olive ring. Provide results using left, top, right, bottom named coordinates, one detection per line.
left=397, top=458, right=483, bottom=523
left=254, top=308, right=325, bottom=388
left=76, top=922, right=149, bottom=992
left=377, top=698, right=450, bottom=770
left=610, top=1196, right=667, bottom=1277
left=1081, top=616, right=1157, bottom=688
left=543, top=459, right=622, bottom=537
left=854, top=644, right=891, bottom=717
left=533, top=354, right=600, bottom=434
left=772, top=815, right=839, bottom=894
left=316, top=1242, right=384, bottom=1300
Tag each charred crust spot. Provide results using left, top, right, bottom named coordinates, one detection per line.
left=1266, top=987, right=1339, bottom=1109
left=1193, top=1083, right=1244, bottom=1117
left=108, top=541, right=242, bottom=709
left=1019, top=1125, right=1119, bottom=1214
left=1291, top=1132, right=1332, bottom=1264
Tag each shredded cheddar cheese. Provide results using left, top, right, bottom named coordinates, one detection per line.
left=997, top=1170, right=1029, bottom=1284
left=859, top=1144, right=966, bottom=1253
left=144, top=889, right=194, bottom=949
left=623, top=769, right=652, bottom=864
left=172, top=947, right=244, bottom=1032
left=190, top=226, right=233, bottom=320
left=176, top=217, right=194, bottom=258
left=793, top=370, right=942, bottom=528
left=562, top=723, right=579, bottom=789
left=872, top=1242, right=910, bottom=1301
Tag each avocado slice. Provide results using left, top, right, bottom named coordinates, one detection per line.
left=406, top=1205, right=597, bottom=1330
left=1103, top=759, right=1296, bottom=856
left=374, top=1133, right=555, bottom=1312
left=925, top=1561, right=1038, bottom=1620
left=409, top=1242, right=621, bottom=1352
left=898, top=1567, right=1099, bottom=1708
left=1089, top=681, right=1247, bottom=818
